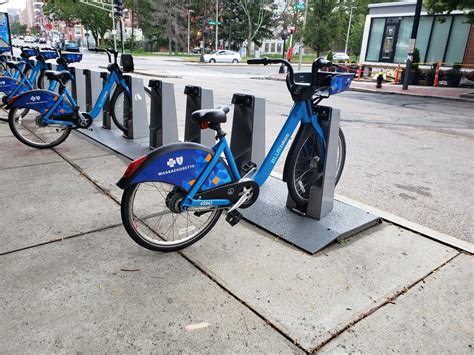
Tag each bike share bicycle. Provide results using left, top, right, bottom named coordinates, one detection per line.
left=116, top=57, right=353, bottom=252
left=5, top=48, right=151, bottom=148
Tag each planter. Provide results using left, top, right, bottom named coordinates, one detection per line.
left=446, top=72, right=462, bottom=87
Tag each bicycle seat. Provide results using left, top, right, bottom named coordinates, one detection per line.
left=6, top=61, right=24, bottom=69
left=45, top=70, right=72, bottom=84
left=191, top=106, right=229, bottom=125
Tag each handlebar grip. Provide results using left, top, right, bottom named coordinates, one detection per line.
left=247, top=58, right=268, bottom=65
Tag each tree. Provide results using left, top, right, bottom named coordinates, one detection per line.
left=9, top=22, right=27, bottom=36
left=305, top=0, right=345, bottom=56
left=424, top=0, right=474, bottom=23
left=43, top=0, right=112, bottom=47
left=222, top=0, right=274, bottom=55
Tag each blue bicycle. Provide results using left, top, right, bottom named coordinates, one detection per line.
left=116, top=57, right=353, bottom=252
left=6, top=48, right=149, bottom=148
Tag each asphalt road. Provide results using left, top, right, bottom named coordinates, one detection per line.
left=9, top=44, right=474, bottom=242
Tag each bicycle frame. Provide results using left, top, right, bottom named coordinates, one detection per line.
left=7, top=59, right=47, bottom=98
left=180, top=99, right=326, bottom=209
left=41, top=69, right=130, bottom=125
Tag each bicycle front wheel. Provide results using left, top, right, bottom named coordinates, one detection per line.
left=286, top=127, right=346, bottom=207
left=121, top=182, right=222, bottom=252
left=8, top=107, right=72, bottom=148
left=110, top=86, right=152, bottom=134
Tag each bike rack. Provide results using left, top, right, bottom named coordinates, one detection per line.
left=74, top=68, right=88, bottom=111
left=148, top=80, right=179, bottom=149
left=230, top=93, right=265, bottom=172
left=123, top=75, right=149, bottom=140
left=82, top=69, right=92, bottom=112
left=241, top=106, right=379, bottom=254
left=184, top=85, right=214, bottom=147
left=89, top=70, right=110, bottom=129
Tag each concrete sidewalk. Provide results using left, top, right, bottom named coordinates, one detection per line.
left=264, top=73, right=474, bottom=102
left=0, top=122, right=472, bottom=353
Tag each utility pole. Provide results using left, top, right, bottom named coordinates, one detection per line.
left=215, top=0, right=218, bottom=51
left=298, top=0, right=308, bottom=71
left=402, top=0, right=423, bottom=90
left=187, top=9, right=194, bottom=55
left=344, top=4, right=355, bottom=55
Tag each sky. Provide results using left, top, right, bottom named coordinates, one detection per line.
left=0, top=0, right=26, bottom=12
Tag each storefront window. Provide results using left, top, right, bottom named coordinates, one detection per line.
left=426, top=16, right=452, bottom=63
left=265, top=43, right=270, bottom=53
left=270, top=43, right=275, bottom=52
left=394, top=17, right=413, bottom=63
left=277, top=43, right=282, bottom=53
left=366, top=18, right=385, bottom=61
left=444, top=15, right=470, bottom=65
left=415, top=16, right=434, bottom=62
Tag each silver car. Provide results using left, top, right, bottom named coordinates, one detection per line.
left=203, top=50, right=241, bottom=63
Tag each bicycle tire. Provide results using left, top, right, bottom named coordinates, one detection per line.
left=286, top=127, right=346, bottom=207
left=8, top=105, right=72, bottom=149
left=121, top=182, right=222, bottom=252
left=110, top=86, right=152, bottom=134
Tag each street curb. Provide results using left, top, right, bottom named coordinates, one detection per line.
left=253, top=75, right=474, bottom=102
left=97, top=66, right=183, bottom=79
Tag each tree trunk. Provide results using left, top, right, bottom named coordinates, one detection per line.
left=168, top=37, right=172, bottom=54
left=131, top=0, right=135, bottom=51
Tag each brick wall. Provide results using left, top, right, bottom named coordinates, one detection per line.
left=463, top=25, right=474, bottom=65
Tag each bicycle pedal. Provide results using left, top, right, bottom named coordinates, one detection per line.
left=225, top=210, right=242, bottom=226
left=241, top=161, right=257, bottom=174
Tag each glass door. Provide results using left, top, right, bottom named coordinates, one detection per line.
left=379, top=19, right=400, bottom=62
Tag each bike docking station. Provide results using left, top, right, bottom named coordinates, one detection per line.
left=75, top=69, right=152, bottom=159
left=149, top=80, right=179, bottom=149
left=184, top=85, right=215, bottom=147
left=240, top=106, right=379, bottom=254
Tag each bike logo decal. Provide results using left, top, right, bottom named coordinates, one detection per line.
left=167, top=156, right=184, bottom=168
left=134, top=92, right=142, bottom=101
left=227, top=188, right=235, bottom=195
left=200, top=201, right=212, bottom=206
left=271, top=133, right=290, bottom=164
left=30, top=95, right=41, bottom=102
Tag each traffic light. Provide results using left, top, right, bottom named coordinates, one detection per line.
left=198, top=16, right=206, bottom=29
left=114, top=0, right=123, bottom=17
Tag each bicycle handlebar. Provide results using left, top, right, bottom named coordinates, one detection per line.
left=88, top=47, right=118, bottom=64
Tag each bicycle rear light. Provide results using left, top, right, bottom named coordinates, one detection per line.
left=123, top=155, right=147, bottom=178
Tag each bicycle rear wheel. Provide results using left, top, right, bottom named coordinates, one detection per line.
left=121, top=182, right=222, bottom=252
left=8, top=107, right=72, bottom=148
left=110, top=86, right=152, bottom=134
left=286, top=127, right=346, bottom=207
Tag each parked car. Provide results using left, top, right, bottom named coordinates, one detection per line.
left=39, top=37, right=47, bottom=44
left=332, top=52, right=350, bottom=62
left=24, top=36, right=35, bottom=43
left=19, top=35, right=24, bottom=40
left=65, top=40, right=80, bottom=52
left=203, top=50, right=241, bottom=63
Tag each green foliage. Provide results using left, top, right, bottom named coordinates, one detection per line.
left=424, top=0, right=474, bottom=23
left=9, top=22, right=27, bottom=36
left=326, top=50, right=333, bottom=61
left=43, top=0, right=112, bottom=46
left=305, top=0, right=345, bottom=56
left=411, top=47, right=420, bottom=71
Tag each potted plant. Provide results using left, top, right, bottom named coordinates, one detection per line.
left=410, top=48, right=421, bottom=85
left=446, top=63, right=463, bottom=87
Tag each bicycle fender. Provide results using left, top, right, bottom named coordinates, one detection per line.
left=5, top=90, right=74, bottom=115
left=0, top=76, right=29, bottom=97
left=117, top=142, right=233, bottom=192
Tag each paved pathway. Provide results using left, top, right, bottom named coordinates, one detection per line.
left=0, top=123, right=472, bottom=353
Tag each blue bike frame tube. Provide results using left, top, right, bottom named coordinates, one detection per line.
left=181, top=138, right=234, bottom=209
left=9, top=61, right=44, bottom=97
left=88, top=70, right=125, bottom=119
left=252, top=100, right=310, bottom=186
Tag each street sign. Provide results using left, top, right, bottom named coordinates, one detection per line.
left=295, top=2, right=305, bottom=11
left=208, top=21, right=223, bottom=25
left=407, top=39, right=415, bottom=55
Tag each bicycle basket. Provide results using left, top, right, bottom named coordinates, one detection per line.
left=41, top=51, right=58, bottom=60
left=62, top=52, right=83, bottom=63
left=328, top=73, right=354, bottom=95
left=120, top=54, right=134, bottom=72
left=23, top=49, right=38, bottom=58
